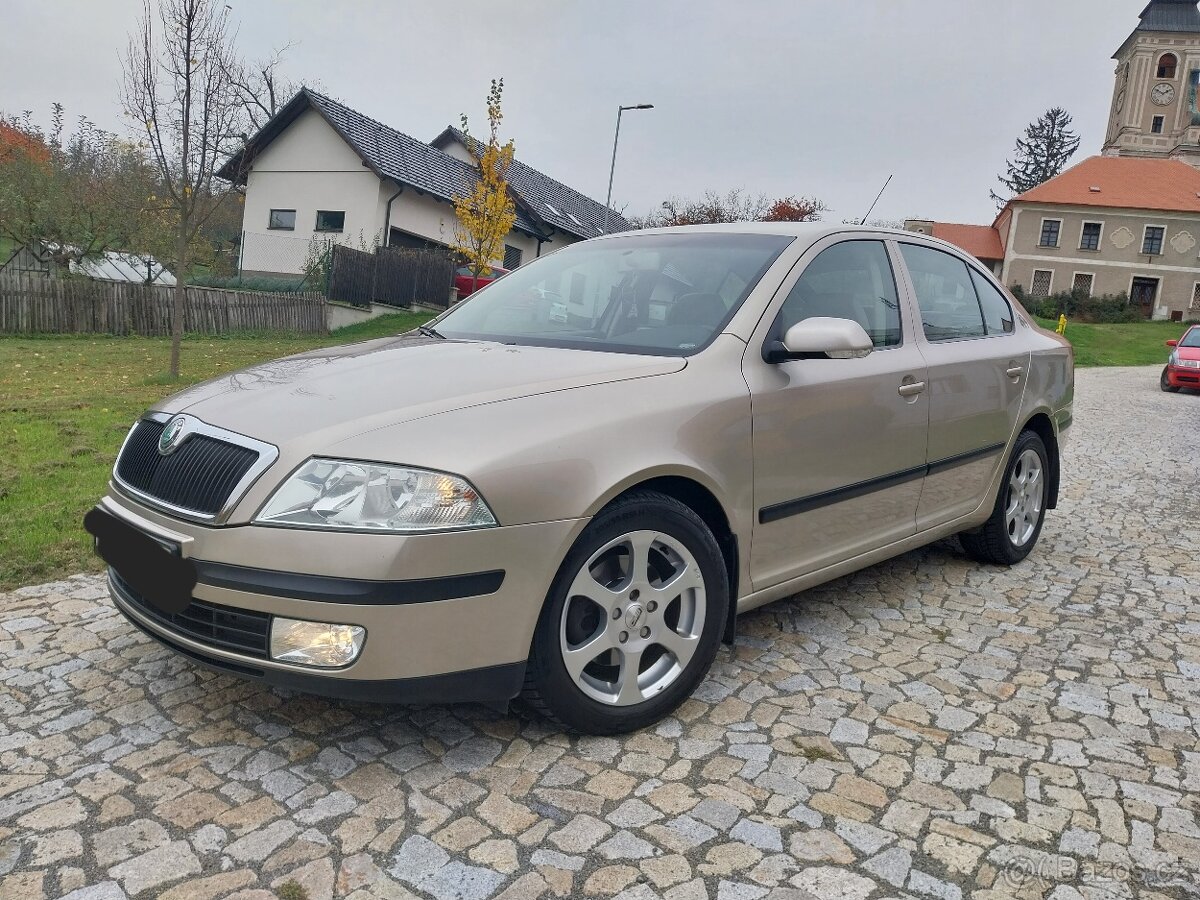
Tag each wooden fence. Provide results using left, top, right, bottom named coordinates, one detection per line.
left=328, top=245, right=456, bottom=309
left=0, top=274, right=327, bottom=335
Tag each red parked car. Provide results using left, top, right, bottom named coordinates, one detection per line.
left=1162, top=325, right=1200, bottom=392
left=454, top=265, right=509, bottom=299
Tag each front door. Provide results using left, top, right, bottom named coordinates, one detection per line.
left=895, top=242, right=1029, bottom=529
left=744, top=239, right=929, bottom=590
left=1131, top=277, right=1159, bottom=319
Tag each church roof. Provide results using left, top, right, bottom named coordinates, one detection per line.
left=1010, top=156, right=1200, bottom=214
left=1136, top=0, right=1200, bottom=32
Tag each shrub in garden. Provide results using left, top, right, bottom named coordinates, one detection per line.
left=1009, top=285, right=1142, bottom=323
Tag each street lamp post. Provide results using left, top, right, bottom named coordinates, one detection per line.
left=603, top=103, right=654, bottom=234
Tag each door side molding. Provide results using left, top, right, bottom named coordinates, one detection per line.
left=759, top=442, right=1007, bottom=524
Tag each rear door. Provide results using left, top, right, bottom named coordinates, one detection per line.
left=895, top=242, right=1028, bottom=529
left=743, top=237, right=929, bottom=589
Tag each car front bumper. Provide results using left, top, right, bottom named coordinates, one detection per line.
left=95, top=489, right=587, bottom=703
left=1166, top=364, right=1200, bottom=389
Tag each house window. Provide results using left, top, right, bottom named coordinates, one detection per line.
left=1131, top=276, right=1159, bottom=308
left=1152, top=116, right=1165, bottom=134
left=315, top=210, right=345, bottom=233
left=268, top=209, right=296, bottom=230
left=503, top=244, right=523, bottom=269
left=1039, top=219, right=1061, bottom=248
left=1157, top=53, right=1178, bottom=79
left=1072, top=273, right=1094, bottom=296
left=1142, top=226, right=1165, bottom=255
left=1031, top=269, right=1054, bottom=298
left=1080, top=222, right=1102, bottom=251
left=1192, top=282, right=1200, bottom=311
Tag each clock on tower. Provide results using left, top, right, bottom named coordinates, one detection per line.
left=1103, top=0, right=1200, bottom=169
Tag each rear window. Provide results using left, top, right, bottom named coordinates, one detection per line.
left=899, top=244, right=986, bottom=342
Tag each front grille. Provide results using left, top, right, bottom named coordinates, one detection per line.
left=112, top=568, right=271, bottom=658
left=116, top=419, right=259, bottom=516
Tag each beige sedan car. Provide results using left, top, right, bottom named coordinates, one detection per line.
left=87, top=224, right=1073, bottom=733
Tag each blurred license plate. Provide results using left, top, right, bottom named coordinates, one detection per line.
left=84, top=507, right=197, bottom=614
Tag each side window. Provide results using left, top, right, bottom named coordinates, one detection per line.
left=899, top=244, right=986, bottom=342
left=268, top=209, right=296, bottom=231
left=775, top=241, right=901, bottom=348
left=969, top=269, right=1015, bottom=335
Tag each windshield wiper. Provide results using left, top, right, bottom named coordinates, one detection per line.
left=418, top=324, right=446, bottom=340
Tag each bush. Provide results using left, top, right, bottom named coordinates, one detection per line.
left=1009, top=285, right=1143, bottom=323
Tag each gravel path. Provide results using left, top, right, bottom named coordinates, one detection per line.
left=1, top=366, right=1197, bottom=900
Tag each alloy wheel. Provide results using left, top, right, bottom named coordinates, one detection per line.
left=559, top=530, right=706, bottom=706
left=1005, top=448, right=1044, bottom=547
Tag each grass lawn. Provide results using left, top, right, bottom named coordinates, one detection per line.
left=0, top=311, right=430, bottom=590
left=1034, top=317, right=1185, bottom=367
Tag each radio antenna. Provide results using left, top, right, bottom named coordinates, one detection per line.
left=859, top=174, right=894, bottom=225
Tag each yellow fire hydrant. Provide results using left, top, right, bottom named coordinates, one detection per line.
left=1056, top=314, right=1067, bottom=335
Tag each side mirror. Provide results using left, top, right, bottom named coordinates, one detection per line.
left=767, top=317, right=874, bottom=362
left=1166, top=339, right=1178, bottom=348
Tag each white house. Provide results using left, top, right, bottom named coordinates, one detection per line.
left=218, top=89, right=631, bottom=277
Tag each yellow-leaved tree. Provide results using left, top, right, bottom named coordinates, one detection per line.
left=452, top=78, right=516, bottom=294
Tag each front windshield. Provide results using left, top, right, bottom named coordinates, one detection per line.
left=434, top=232, right=793, bottom=355
left=1180, top=327, right=1200, bottom=349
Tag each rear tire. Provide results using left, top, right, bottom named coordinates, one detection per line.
left=1161, top=367, right=1180, bottom=393
left=960, top=430, right=1049, bottom=566
left=522, top=490, right=728, bottom=734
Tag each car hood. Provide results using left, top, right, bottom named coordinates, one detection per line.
left=1174, top=345, right=1200, bottom=361
left=158, top=335, right=686, bottom=449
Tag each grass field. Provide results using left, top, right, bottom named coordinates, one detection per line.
left=0, top=312, right=430, bottom=590
left=0, top=311, right=1189, bottom=590
left=1035, top=317, right=1184, bottom=367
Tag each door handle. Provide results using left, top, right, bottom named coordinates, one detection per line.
left=1006, top=366, right=1025, bottom=379
left=898, top=381, right=926, bottom=397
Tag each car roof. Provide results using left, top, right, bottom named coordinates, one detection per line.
left=586, top=222, right=978, bottom=267
left=594, top=222, right=853, bottom=241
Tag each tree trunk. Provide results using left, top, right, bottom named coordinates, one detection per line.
left=169, top=228, right=188, bottom=378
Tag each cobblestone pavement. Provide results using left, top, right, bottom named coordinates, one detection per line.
left=2, top=366, right=1198, bottom=900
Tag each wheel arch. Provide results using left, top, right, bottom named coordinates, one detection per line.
left=1021, top=412, right=1060, bottom=510
left=593, top=471, right=741, bottom=644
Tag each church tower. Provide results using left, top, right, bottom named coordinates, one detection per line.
left=1103, top=0, right=1200, bottom=168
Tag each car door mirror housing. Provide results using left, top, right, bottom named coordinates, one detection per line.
left=767, top=317, right=874, bottom=362
left=1166, top=339, right=1178, bottom=348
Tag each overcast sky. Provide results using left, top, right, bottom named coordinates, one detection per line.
left=2, top=1, right=1140, bottom=226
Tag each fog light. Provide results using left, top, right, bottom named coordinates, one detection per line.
left=270, top=618, right=365, bottom=668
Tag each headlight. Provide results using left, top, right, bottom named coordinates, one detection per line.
left=255, top=459, right=497, bottom=532
left=1178, top=358, right=1200, bottom=369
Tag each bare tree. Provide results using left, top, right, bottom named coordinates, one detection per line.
left=223, top=43, right=299, bottom=133
left=121, top=0, right=244, bottom=378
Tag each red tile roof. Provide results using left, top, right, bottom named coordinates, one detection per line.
left=1013, top=155, right=1200, bottom=213
left=930, top=223, right=1004, bottom=260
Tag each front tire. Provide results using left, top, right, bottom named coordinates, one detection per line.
left=1161, top=367, right=1180, bottom=393
left=960, top=430, right=1049, bottom=566
left=523, top=490, right=728, bottom=734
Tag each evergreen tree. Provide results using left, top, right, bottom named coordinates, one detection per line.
left=991, top=108, right=1081, bottom=208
